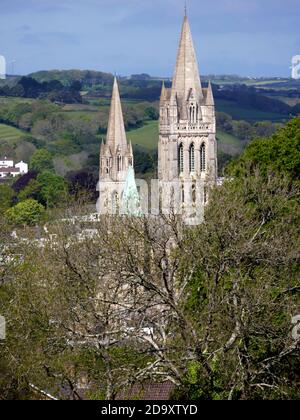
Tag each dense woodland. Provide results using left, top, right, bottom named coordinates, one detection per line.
left=0, top=115, right=299, bottom=399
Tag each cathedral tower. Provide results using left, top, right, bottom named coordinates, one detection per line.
left=98, top=77, right=133, bottom=214
left=158, top=14, right=217, bottom=222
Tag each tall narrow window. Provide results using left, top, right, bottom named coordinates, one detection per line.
left=159, top=187, right=162, bottom=214
left=191, top=183, right=196, bottom=203
left=181, top=184, right=185, bottom=203
left=200, top=143, right=206, bottom=172
left=112, top=191, right=119, bottom=214
left=117, top=156, right=122, bottom=172
left=178, top=143, right=184, bottom=174
left=189, top=103, right=197, bottom=123
left=189, top=143, right=195, bottom=173
left=204, top=187, right=208, bottom=204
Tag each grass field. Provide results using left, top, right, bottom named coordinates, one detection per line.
left=216, top=131, right=244, bottom=155
left=0, top=96, right=34, bottom=106
left=127, top=121, right=159, bottom=150
left=0, top=123, right=27, bottom=144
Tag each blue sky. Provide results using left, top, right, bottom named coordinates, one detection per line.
left=0, top=0, right=299, bottom=77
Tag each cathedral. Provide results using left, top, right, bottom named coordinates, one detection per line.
left=98, top=13, right=217, bottom=222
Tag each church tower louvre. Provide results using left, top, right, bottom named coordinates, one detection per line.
left=158, top=13, right=217, bottom=222
left=98, top=77, right=134, bottom=214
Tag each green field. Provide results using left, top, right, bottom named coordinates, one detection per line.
left=217, top=131, right=244, bottom=155
left=0, top=96, right=34, bottom=106
left=127, top=121, right=159, bottom=150
left=0, top=123, right=27, bottom=144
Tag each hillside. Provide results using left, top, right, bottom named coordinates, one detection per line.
left=0, top=70, right=299, bottom=178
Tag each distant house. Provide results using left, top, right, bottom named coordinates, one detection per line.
left=0, top=156, right=28, bottom=179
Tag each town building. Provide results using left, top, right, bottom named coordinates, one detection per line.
left=0, top=156, right=28, bottom=179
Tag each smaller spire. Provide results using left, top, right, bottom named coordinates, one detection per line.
left=160, top=81, right=167, bottom=102
left=129, top=140, right=133, bottom=155
left=100, top=138, right=104, bottom=152
left=206, top=81, right=214, bottom=106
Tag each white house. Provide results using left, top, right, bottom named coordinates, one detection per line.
left=0, top=157, right=14, bottom=168
left=0, top=157, right=28, bottom=178
left=15, top=161, right=28, bottom=174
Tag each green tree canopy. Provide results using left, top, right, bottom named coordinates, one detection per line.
left=0, top=185, right=14, bottom=214
left=30, top=149, right=54, bottom=173
left=36, top=171, right=68, bottom=208
left=230, top=116, right=300, bottom=181
left=5, top=199, right=45, bottom=226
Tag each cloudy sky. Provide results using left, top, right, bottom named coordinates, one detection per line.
left=0, top=0, right=299, bottom=77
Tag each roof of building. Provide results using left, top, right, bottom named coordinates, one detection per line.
left=0, top=167, right=20, bottom=173
left=0, top=157, right=14, bottom=161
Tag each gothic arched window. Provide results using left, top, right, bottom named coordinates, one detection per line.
left=178, top=143, right=184, bottom=174
left=200, top=143, right=206, bottom=172
left=112, top=191, right=119, bottom=214
left=159, top=187, right=162, bottom=214
left=204, top=187, right=208, bottom=204
left=191, top=183, right=196, bottom=203
left=117, top=155, right=122, bottom=172
left=189, top=143, right=195, bottom=173
left=106, top=158, right=110, bottom=174
left=181, top=184, right=185, bottom=203
left=189, top=103, right=197, bottom=124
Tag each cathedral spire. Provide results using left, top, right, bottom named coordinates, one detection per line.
left=106, top=77, right=128, bottom=152
left=171, top=14, right=203, bottom=107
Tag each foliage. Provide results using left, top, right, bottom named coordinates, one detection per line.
left=175, top=173, right=300, bottom=400
left=0, top=184, right=15, bottom=213
left=229, top=116, right=300, bottom=181
left=5, top=199, right=45, bottom=226
left=12, top=171, right=38, bottom=194
left=30, top=149, right=54, bottom=173
left=36, top=171, right=68, bottom=207
left=0, top=76, right=82, bottom=104
left=67, top=170, right=98, bottom=201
